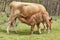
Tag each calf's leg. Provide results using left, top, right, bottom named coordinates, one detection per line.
left=43, top=22, right=47, bottom=32
left=30, top=25, right=35, bottom=34
left=46, top=21, right=51, bottom=33
left=37, top=23, right=41, bottom=34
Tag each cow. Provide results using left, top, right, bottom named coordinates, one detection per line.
left=6, top=1, right=52, bottom=34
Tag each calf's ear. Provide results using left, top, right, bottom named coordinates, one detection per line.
left=49, top=17, right=52, bottom=21
left=49, top=17, right=52, bottom=23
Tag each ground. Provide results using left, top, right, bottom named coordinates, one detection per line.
left=0, top=13, right=60, bottom=40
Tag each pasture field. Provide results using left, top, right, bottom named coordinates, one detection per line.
left=0, top=14, right=60, bottom=40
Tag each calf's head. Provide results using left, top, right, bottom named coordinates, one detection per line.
left=49, top=17, right=52, bottom=25
left=46, top=17, right=52, bottom=30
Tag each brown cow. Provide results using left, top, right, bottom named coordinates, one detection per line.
left=18, top=13, right=52, bottom=34
left=6, top=1, right=52, bottom=34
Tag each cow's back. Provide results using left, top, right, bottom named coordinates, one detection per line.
left=21, top=3, right=46, bottom=18
left=10, top=1, right=47, bottom=18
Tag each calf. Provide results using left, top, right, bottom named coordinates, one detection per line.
left=17, top=12, right=52, bottom=34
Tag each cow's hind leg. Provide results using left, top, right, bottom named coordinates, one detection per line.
left=6, top=14, right=17, bottom=34
left=6, top=21, right=12, bottom=34
left=37, top=23, right=41, bottom=34
left=13, top=19, right=17, bottom=33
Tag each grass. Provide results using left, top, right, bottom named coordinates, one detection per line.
left=0, top=14, right=60, bottom=40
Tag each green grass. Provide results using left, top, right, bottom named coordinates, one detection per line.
left=0, top=14, right=60, bottom=40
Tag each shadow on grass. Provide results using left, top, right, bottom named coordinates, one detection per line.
left=0, top=29, right=30, bottom=35
left=0, top=29, right=6, bottom=33
left=34, top=29, right=48, bottom=34
left=0, top=29, right=48, bottom=35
